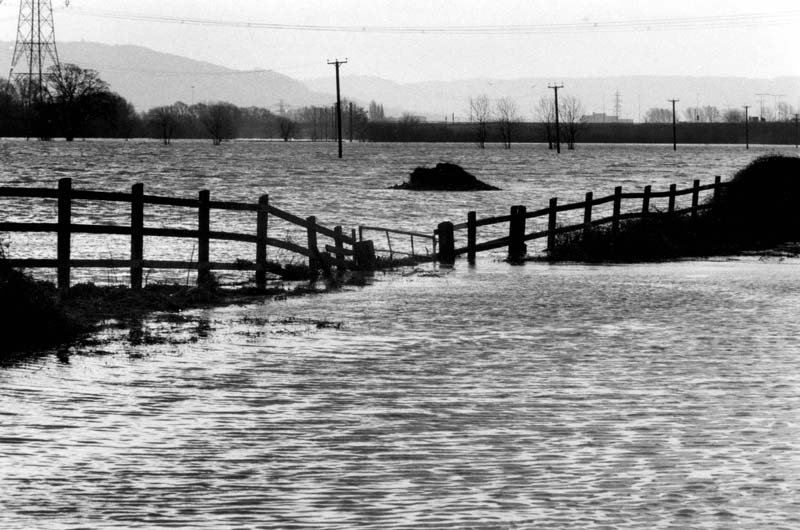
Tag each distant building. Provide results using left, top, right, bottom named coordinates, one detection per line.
left=580, top=113, right=634, bottom=124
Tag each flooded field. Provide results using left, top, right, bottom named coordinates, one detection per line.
left=1, top=140, right=796, bottom=282
left=2, top=141, right=800, bottom=528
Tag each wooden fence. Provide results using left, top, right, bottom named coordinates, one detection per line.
left=435, top=176, right=727, bottom=262
left=0, top=178, right=376, bottom=291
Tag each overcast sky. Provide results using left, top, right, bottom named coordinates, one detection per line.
left=2, top=0, right=799, bottom=82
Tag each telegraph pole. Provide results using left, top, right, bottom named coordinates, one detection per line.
left=743, top=105, right=750, bottom=149
left=795, top=113, right=799, bottom=148
left=668, top=99, right=679, bottom=151
left=327, top=58, right=347, bottom=158
left=548, top=83, right=564, bottom=154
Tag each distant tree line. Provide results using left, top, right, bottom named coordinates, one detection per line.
left=2, top=64, right=797, bottom=147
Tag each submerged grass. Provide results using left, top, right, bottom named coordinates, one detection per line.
left=545, top=155, right=800, bottom=262
left=0, top=249, right=375, bottom=357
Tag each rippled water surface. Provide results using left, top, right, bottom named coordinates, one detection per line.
left=1, top=140, right=798, bottom=280
left=2, top=141, right=800, bottom=528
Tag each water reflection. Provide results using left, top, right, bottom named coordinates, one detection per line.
left=2, top=259, right=800, bottom=528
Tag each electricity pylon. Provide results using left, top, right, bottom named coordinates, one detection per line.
left=9, top=0, right=67, bottom=105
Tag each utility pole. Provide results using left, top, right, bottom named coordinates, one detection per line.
left=743, top=105, right=750, bottom=149
left=548, top=83, right=564, bottom=154
left=327, top=58, right=347, bottom=158
left=668, top=99, right=679, bottom=151
left=795, top=113, right=799, bottom=148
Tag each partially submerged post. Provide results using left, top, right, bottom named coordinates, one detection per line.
left=467, top=211, right=477, bottom=264
left=437, top=221, right=455, bottom=264
left=306, top=215, right=319, bottom=273
left=334, top=226, right=345, bottom=263
left=508, top=205, right=527, bottom=260
left=691, top=179, right=700, bottom=221
left=353, top=240, right=376, bottom=270
left=198, top=190, right=211, bottom=286
left=57, top=177, right=72, bottom=292
left=668, top=184, right=677, bottom=213
left=582, top=192, right=593, bottom=241
left=130, top=183, right=144, bottom=290
left=641, top=185, right=651, bottom=217
left=611, top=186, right=622, bottom=238
left=255, top=194, right=269, bottom=290
left=547, top=199, right=558, bottom=251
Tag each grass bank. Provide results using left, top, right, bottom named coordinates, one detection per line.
left=546, top=155, right=800, bottom=261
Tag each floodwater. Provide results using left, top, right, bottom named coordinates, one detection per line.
left=2, top=141, right=800, bottom=528
left=1, top=140, right=796, bottom=280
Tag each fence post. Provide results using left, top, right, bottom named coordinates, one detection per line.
left=198, top=189, right=210, bottom=286
left=641, top=185, right=651, bottom=217
left=612, top=186, right=622, bottom=238
left=57, top=177, right=72, bottom=292
left=354, top=240, right=376, bottom=270
left=583, top=192, right=593, bottom=241
left=437, top=221, right=455, bottom=264
left=508, top=205, right=527, bottom=260
left=334, top=226, right=345, bottom=265
left=130, top=183, right=144, bottom=290
left=668, top=184, right=677, bottom=213
left=255, top=194, right=269, bottom=290
left=713, top=175, right=721, bottom=202
left=467, top=211, right=477, bottom=264
left=306, top=216, right=318, bottom=273
left=547, top=198, right=558, bottom=251
left=691, top=179, right=700, bottom=221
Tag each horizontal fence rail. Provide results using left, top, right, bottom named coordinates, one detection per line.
left=436, top=176, right=726, bottom=263
left=0, top=178, right=374, bottom=291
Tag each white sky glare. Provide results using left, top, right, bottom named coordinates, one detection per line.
left=2, top=0, right=799, bottom=82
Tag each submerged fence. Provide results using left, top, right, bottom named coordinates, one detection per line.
left=435, top=176, right=727, bottom=262
left=0, top=178, right=376, bottom=291
left=1, top=175, right=732, bottom=288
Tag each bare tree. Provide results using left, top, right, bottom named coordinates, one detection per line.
left=644, top=107, right=673, bottom=123
left=495, top=97, right=520, bottom=149
left=684, top=105, right=722, bottom=123
left=147, top=105, right=180, bottom=145
left=722, top=108, right=745, bottom=123
left=276, top=116, right=296, bottom=141
left=536, top=96, right=556, bottom=149
left=469, top=94, right=491, bottom=148
left=398, top=113, right=421, bottom=142
left=45, top=63, right=110, bottom=141
left=559, top=95, right=585, bottom=150
left=777, top=101, right=795, bottom=122
left=200, top=102, right=240, bottom=145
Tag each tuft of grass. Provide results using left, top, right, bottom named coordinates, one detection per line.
left=546, top=155, right=800, bottom=262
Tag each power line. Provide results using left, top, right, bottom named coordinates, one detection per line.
left=59, top=7, right=800, bottom=35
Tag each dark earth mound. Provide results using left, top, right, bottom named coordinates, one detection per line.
left=391, top=163, right=500, bottom=191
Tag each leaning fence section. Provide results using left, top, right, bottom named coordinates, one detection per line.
left=0, top=178, right=377, bottom=291
left=358, top=225, right=437, bottom=260
left=435, top=176, right=726, bottom=262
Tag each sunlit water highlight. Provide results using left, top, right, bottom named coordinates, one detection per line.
left=2, top=141, right=800, bottom=528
